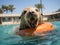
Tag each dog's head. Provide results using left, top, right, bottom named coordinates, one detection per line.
left=21, top=7, right=42, bottom=28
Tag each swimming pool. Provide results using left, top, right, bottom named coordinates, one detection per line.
left=0, top=21, right=60, bottom=45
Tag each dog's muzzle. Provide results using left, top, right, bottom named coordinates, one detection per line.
left=27, top=11, right=38, bottom=28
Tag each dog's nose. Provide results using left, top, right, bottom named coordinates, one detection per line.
left=29, top=11, right=34, bottom=14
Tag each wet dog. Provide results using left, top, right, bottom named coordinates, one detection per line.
left=14, top=7, right=43, bottom=36
left=19, top=7, right=42, bottom=30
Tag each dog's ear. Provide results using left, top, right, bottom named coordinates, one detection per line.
left=41, top=13, right=43, bottom=16
left=20, top=10, right=27, bottom=18
left=35, top=9, right=39, bottom=12
left=38, top=15, right=43, bottom=25
left=21, top=10, right=27, bottom=16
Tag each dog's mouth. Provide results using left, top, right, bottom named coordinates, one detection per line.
left=28, top=18, right=38, bottom=28
left=27, top=12, right=38, bottom=28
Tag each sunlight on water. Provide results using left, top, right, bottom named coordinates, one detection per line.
left=0, top=22, right=60, bottom=45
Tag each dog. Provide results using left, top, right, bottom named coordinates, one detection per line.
left=19, top=7, right=42, bottom=30
left=15, top=7, right=43, bottom=36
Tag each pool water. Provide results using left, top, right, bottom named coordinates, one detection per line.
left=0, top=21, right=60, bottom=45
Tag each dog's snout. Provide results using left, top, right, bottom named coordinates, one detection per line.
left=29, top=11, right=34, bottom=14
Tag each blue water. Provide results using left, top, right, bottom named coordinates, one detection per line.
left=0, top=21, right=60, bottom=45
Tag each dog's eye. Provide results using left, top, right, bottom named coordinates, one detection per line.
left=35, top=9, right=39, bottom=12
